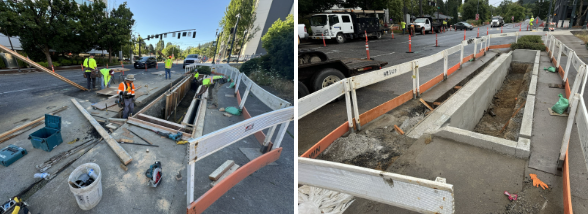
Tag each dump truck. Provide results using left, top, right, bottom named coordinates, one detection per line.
left=298, top=49, right=388, bottom=98
left=309, top=10, right=387, bottom=44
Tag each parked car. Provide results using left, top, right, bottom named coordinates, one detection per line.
left=298, top=24, right=309, bottom=39
left=134, top=56, right=157, bottom=69
left=454, top=22, right=474, bottom=30
left=221, top=57, right=238, bottom=63
left=183, top=54, right=200, bottom=68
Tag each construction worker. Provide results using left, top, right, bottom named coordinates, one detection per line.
left=118, top=74, right=136, bottom=118
left=99, top=68, right=114, bottom=89
left=196, top=76, right=212, bottom=97
left=83, top=54, right=97, bottom=90
left=443, top=19, right=448, bottom=30
left=165, top=56, right=172, bottom=79
left=529, top=17, right=534, bottom=30
left=401, top=20, right=406, bottom=34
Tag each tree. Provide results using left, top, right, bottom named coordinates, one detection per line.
left=162, top=44, right=181, bottom=59
left=97, top=2, right=134, bottom=64
left=0, top=0, right=105, bottom=66
left=156, top=40, right=165, bottom=53
left=506, top=3, right=526, bottom=22
left=261, top=14, right=294, bottom=80
left=218, top=0, right=260, bottom=52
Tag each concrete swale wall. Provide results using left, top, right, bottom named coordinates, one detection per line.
left=410, top=50, right=540, bottom=159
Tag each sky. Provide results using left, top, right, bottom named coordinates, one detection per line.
left=108, top=0, right=231, bottom=50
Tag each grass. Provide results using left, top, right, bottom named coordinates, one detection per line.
left=249, top=70, right=294, bottom=94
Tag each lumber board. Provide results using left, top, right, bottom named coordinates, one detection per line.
left=210, top=164, right=240, bottom=187
left=0, top=106, right=68, bottom=139
left=127, top=117, right=191, bottom=140
left=136, top=113, right=186, bottom=131
left=0, top=44, right=87, bottom=90
left=71, top=99, right=133, bottom=165
left=419, top=98, right=434, bottom=111
left=209, top=160, right=235, bottom=181
left=92, top=97, right=118, bottom=109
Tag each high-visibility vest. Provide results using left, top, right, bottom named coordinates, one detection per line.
left=165, top=58, right=172, bottom=69
left=401, top=22, right=406, bottom=29
left=202, top=78, right=211, bottom=86
left=100, top=69, right=111, bottom=86
left=83, top=58, right=97, bottom=72
left=212, top=75, right=224, bottom=80
left=443, top=21, right=447, bottom=25
left=117, top=81, right=135, bottom=95
left=530, top=18, right=534, bottom=24
left=194, top=72, right=199, bottom=79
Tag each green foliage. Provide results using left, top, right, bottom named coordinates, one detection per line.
left=60, top=59, right=72, bottom=66
left=510, top=35, right=545, bottom=51
left=98, top=2, right=135, bottom=63
left=0, top=57, right=5, bottom=69
left=261, top=14, right=294, bottom=80
left=38, top=62, right=48, bottom=68
left=517, top=35, right=542, bottom=43
left=52, top=62, right=60, bottom=67
left=196, top=66, right=211, bottom=75
left=239, top=57, right=262, bottom=75
left=299, top=0, right=341, bottom=16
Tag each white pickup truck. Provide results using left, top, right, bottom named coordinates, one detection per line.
left=298, top=24, right=309, bottom=39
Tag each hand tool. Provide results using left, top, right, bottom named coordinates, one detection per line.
left=119, top=142, right=159, bottom=147
left=127, top=129, right=153, bottom=145
left=67, top=138, right=80, bottom=144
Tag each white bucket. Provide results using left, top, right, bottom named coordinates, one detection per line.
left=68, top=163, right=103, bottom=210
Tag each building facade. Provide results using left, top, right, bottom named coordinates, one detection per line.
left=240, top=0, right=294, bottom=58
left=553, top=0, right=588, bottom=27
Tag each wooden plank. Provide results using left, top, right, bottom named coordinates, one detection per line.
left=0, top=106, right=68, bottom=139
left=209, top=160, right=235, bottom=181
left=127, top=117, right=191, bottom=140
left=120, top=139, right=133, bottom=143
left=136, top=113, right=186, bottom=131
left=419, top=98, right=434, bottom=111
left=0, top=44, right=87, bottom=90
left=71, top=99, right=133, bottom=165
left=210, top=164, right=240, bottom=186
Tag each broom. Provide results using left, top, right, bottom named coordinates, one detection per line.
left=298, top=185, right=355, bottom=214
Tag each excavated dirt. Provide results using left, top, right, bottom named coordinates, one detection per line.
left=318, top=100, right=427, bottom=169
left=474, top=63, right=531, bottom=140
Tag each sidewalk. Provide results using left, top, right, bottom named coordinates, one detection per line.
left=188, top=77, right=294, bottom=213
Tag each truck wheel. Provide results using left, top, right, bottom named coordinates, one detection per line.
left=298, top=81, right=310, bottom=98
left=312, top=68, right=345, bottom=92
left=375, top=31, right=382, bottom=39
left=336, top=33, right=346, bottom=44
left=421, top=28, right=425, bottom=35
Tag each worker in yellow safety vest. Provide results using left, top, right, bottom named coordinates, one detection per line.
left=99, top=68, right=114, bottom=89
left=529, top=17, right=534, bottom=30
left=196, top=77, right=213, bottom=98
left=83, top=54, right=98, bottom=90
left=401, top=21, right=406, bottom=34
left=443, top=19, right=448, bottom=29
left=165, top=56, right=173, bottom=79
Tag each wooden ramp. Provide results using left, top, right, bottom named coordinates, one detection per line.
left=0, top=44, right=87, bottom=91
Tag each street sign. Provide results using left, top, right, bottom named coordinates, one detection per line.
left=476, top=14, right=479, bottom=20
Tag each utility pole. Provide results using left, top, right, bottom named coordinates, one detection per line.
left=236, top=30, right=248, bottom=63
left=226, top=14, right=241, bottom=64
left=212, top=29, right=220, bottom=64
left=545, top=0, right=553, bottom=31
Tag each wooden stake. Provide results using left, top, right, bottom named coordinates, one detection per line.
left=419, top=98, right=434, bottom=111
left=394, top=125, right=405, bottom=135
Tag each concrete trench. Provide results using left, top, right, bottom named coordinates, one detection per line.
left=411, top=49, right=540, bottom=159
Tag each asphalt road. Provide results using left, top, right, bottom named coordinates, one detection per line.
left=0, top=62, right=179, bottom=133
left=297, top=23, right=549, bottom=155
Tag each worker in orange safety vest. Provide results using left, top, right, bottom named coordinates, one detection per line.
left=118, top=74, right=136, bottom=118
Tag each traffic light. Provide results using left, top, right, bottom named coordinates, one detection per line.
left=183, top=32, right=187, bottom=37
left=177, top=32, right=181, bottom=39
left=192, top=31, right=196, bottom=38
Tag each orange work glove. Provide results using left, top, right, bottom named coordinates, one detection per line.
left=529, top=174, right=549, bottom=190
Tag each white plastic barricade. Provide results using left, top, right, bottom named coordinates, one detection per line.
left=299, top=158, right=455, bottom=214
